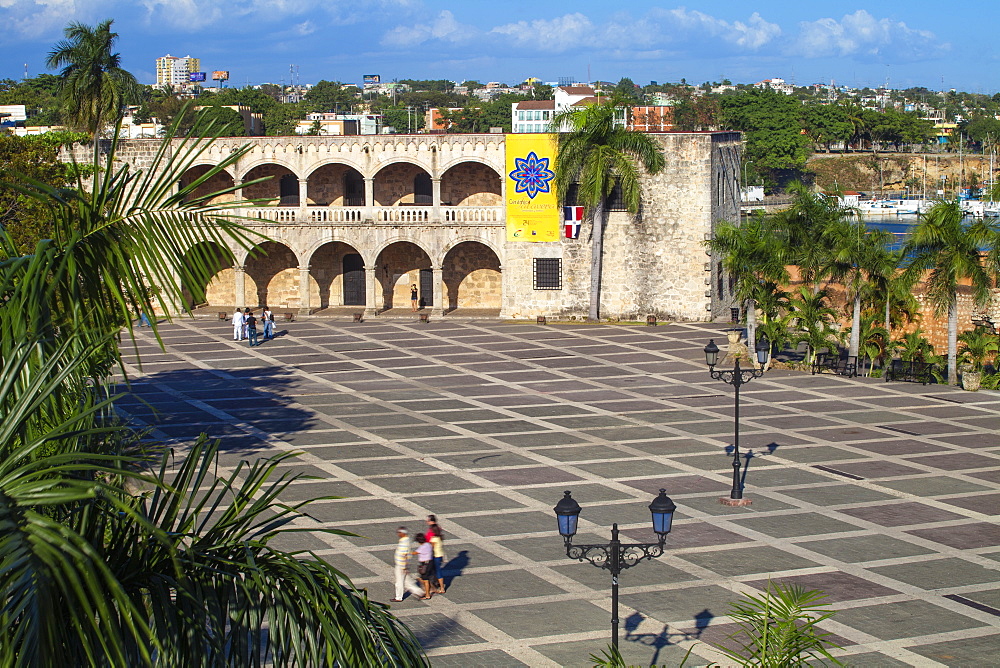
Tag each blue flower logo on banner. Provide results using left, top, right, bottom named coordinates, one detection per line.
left=509, top=151, right=555, bottom=199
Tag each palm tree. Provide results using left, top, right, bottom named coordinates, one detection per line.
left=789, top=287, right=840, bottom=365
left=768, top=182, right=847, bottom=292
left=903, top=200, right=997, bottom=384
left=708, top=215, right=790, bottom=347
left=823, top=217, right=892, bottom=359
left=553, top=96, right=665, bottom=320
left=46, top=19, right=139, bottom=143
left=0, top=124, right=426, bottom=665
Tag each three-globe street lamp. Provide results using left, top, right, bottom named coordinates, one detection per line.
left=554, top=489, right=677, bottom=651
left=703, top=336, right=771, bottom=506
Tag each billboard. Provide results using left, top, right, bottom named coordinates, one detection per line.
left=211, top=71, right=230, bottom=81
left=505, top=134, right=560, bottom=242
left=188, top=72, right=206, bottom=82
left=363, top=74, right=380, bottom=85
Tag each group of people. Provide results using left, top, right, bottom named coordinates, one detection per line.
left=231, top=307, right=274, bottom=346
left=392, top=515, right=447, bottom=602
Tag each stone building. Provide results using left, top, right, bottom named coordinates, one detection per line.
left=99, top=132, right=741, bottom=321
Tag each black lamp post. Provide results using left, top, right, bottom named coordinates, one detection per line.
left=704, top=336, right=770, bottom=506
left=554, top=489, right=676, bottom=650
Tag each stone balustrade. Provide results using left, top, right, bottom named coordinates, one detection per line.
left=239, top=205, right=504, bottom=225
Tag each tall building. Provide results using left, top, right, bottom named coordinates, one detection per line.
left=156, top=54, right=201, bottom=88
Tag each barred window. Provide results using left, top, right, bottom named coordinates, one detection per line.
left=533, top=258, right=562, bottom=290
left=606, top=181, right=626, bottom=211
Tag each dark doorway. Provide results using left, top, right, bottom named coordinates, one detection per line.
left=279, top=174, right=300, bottom=205
left=414, top=173, right=432, bottom=205
left=343, top=254, right=366, bottom=305
left=344, top=171, right=364, bottom=206
left=419, top=268, right=433, bottom=308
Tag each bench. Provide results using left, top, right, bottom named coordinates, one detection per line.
left=283, top=312, right=295, bottom=322
left=885, top=359, right=934, bottom=385
left=811, top=353, right=858, bottom=377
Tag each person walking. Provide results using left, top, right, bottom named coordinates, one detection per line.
left=231, top=308, right=243, bottom=341
left=410, top=284, right=419, bottom=312
left=138, top=311, right=151, bottom=327
left=426, top=515, right=447, bottom=594
left=262, top=306, right=274, bottom=340
left=413, top=533, right=435, bottom=600
left=390, top=527, right=424, bottom=602
left=245, top=310, right=259, bottom=347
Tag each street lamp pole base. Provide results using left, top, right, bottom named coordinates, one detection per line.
left=719, top=497, right=753, bottom=507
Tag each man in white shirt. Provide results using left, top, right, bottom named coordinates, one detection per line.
left=231, top=308, right=244, bottom=341
left=390, top=527, right=424, bottom=602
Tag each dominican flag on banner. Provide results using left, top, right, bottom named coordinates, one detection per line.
left=563, top=206, right=583, bottom=239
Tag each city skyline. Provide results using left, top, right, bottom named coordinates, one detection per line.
left=1, top=1, right=997, bottom=94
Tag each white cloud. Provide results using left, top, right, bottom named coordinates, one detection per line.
left=486, top=8, right=780, bottom=56
left=659, top=8, right=780, bottom=49
left=791, top=10, right=947, bottom=59
left=490, top=13, right=594, bottom=53
left=294, top=20, right=315, bottom=36
left=380, top=10, right=474, bottom=48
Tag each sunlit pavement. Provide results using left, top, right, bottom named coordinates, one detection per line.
left=118, top=318, right=1000, bottom=666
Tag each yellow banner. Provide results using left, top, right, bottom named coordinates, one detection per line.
left=506, top=134, right=560, bottom=242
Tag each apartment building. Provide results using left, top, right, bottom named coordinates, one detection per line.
left=156, top=54, right=201, bottom=89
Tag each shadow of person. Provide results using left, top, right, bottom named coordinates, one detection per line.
left=442, top=550, right=469, bottom=589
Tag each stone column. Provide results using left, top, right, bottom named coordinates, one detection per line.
left=298, top=265, right=311, bottom=315
left=298, top=178, right=309, bottom=215
left=432, top=177, right=442, bottom=222
left=431, top=266, right=444, bottom=317
left=234, top=266, right=246, bottom=309
left=364, top=267, right=378, bottom=316
left=364, top=177, right=375, bottom=221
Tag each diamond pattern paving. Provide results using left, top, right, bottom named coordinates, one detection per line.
left=118, top=319, right=1000, bottom=666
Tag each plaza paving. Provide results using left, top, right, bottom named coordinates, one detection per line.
left=117, top=318, right=1000, bottom=667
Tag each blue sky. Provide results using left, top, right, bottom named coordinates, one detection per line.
left=0, top=1, right=995, bottom=93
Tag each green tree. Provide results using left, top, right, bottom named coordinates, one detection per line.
left=803, top=104, right=852, bottom=153
left=0, top=125, right=427, bottom=665
left=45, top=19, right=139, bottom=141
left=824, top=217, right=892, bottom=359
left=613, top=77, right=641, bottom=104
left=192, top=104, right=246, bottom=136
left=0, top=132, right=88, bottom=252
left=719, top=89, right=809, bottom=175
left=554, top=96, right=665, bottom=320
left=305, top=80, right=357, bottom=112
left=903, top=201, right=997, bottom=384
left=709, top=215, right=790, bottom=346
left=789, top=287, right=841, bottom=365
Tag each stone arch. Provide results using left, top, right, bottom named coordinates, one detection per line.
left=308, top=241, right=367, bottom=308
left=374, top=240, right=433, bottom=310
left=242, top=163, right=298, bottom=206
left=437, top=156, right=503, bottom=178
left=303, top=235, right=371, bottom=268
left=439, top=235, right=503, bottom=267
left=372, top=161, right=432, bottom=206
left=306, top=163, right=365, bottom=206
left=178, top=165, right=236, bottom=205
left=244, top=241, right=301, bottom=309
left=180, top=241, right=236, bottom=309
left=304, top=157, right=366, bottom=180
left=440, top=161, right=502, bottom=206
left=441, top=241, right=502, bottom=311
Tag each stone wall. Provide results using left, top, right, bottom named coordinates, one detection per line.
left=245, top=242, right=301, bottom=308
left=441, top=163, right=502, bottom=206
left=502, top=133, right=739, bottom=321
left=709, top=133, right=742, bottom=319
left=443, top=241, right=502, bottom=309
left=309, top=241, right=359, bottom=307
left=307, top=164, right=356, bottom=206
left=243, top=164, right=294, bottom=204
left=374, top=163, right=426, bottom=206
left=180, top=165, right=236, bottom=205
left=376, top=242, right=432, bottom=309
